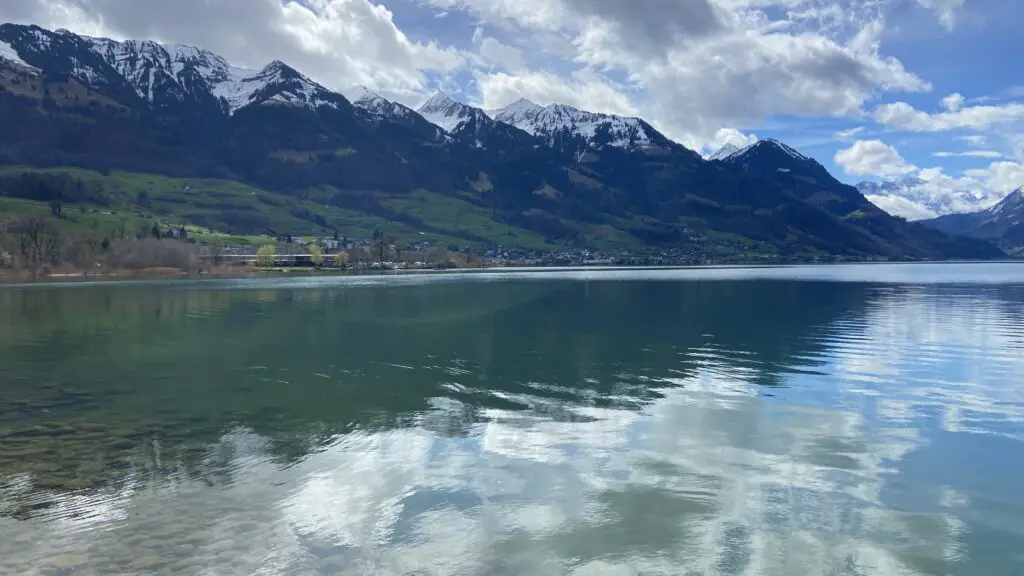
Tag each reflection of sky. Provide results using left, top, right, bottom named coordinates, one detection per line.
left=2, top=284, right=1024, bottom=574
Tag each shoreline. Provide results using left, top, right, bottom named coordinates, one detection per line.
left=1, top=259, right=1021, bottom=287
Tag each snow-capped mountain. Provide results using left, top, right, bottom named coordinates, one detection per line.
left=718, top=138, right=811, bottom=165
left=417, top=92, right=533, bottom=148
left=716, top=138, right=835, bottom=182
left=0, top=23, right=347, bottom=115
left=923, top=187, right=1024, bottom=250
left=347, top=85, right=445, bottom=140
left=347, top=86, right=415, bottom=121
left=857, top=176, right=999, bottom=221
left=706, top=143, right=741, bottom=161
left=490, top=99, right=672, bottom=153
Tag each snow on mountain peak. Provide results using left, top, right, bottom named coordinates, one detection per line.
left=420, top=91, right=459, bottom=110
left=717, top=138, right=812, bottom=165
left=707, top=143, right=741, bottom=161
left=346, top=85, right=434, bottom=131
left=417, top=92, right=482, bottom=133
left=490, top=97, right=543, bottom=120
left=492, top=100, right=656, bottom=150
left=347, top=85, right=382, bottom=104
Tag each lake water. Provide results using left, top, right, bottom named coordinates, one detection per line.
left=1, top=264, right=1023, bottom=575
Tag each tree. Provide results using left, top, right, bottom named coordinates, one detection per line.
left=372, top=229, right=390, bottom=264
left=310, top=244, right=324, bottom=267
left=335, top=251, right=350, bottom=269
left=256, top=244, right=276, bottom=267
left=15, top=217, right=61, bottom=281
left=151, top=224, right=161, bottom=240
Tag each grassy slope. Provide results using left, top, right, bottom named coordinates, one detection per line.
left=0, top=166, right=563, bottom=249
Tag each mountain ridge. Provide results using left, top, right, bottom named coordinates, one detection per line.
left=0, top=22, right=1005, bottom=261
left=922, top=187, right=1024, bottom=254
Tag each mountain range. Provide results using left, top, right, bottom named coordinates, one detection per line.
left=856, top=177, right=1003, bottom=221
left=921, top=187, right=1024, bottom=255
left=0, top=23, right=1005, bottom=260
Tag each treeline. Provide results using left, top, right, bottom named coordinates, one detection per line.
left=0, top=171, right=116, bottom=209
left=0, top=214, right=199, bottom=281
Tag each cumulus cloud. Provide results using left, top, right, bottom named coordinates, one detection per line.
left=964, top=161, right=1024, bottom=195
left=864, top=194, right=941, bottom=221
left=835, top=140, right=917, bottom=177
left=874, top=100, right=1024, bottom=132
left=475, top=69, right=638, bottom=117
left=941, top=93, right=965, bottom=112
left=705, top=128, right=759, bottom=153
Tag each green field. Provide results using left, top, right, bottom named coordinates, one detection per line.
left=0, top=166, right=560, bottom=249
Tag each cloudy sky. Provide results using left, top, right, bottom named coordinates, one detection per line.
left=2, top=0, right=1022, bottom=212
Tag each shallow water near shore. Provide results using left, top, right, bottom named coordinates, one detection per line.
left=1, top=263, right=1023, bottom=575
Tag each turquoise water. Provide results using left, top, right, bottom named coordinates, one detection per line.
left=1, top=263, right=1023, bottom=575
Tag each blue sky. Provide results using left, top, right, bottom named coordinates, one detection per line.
left=3, top=0, right=1022, bottom=217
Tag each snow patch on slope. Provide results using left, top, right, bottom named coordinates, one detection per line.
left=0, top=40, right=39, bottom=72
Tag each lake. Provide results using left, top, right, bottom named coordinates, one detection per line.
left=1, top=263, right=1023, bottom=575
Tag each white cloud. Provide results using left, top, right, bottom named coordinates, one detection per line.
left=835, top=140, right=917, bottom=177
left=955, top=135, right=988, bottom=148
left=941, top=92, right=965, bottom=112
left=864, top=161, right=1022, bottom=220
left=916, top=0, right=966, bottom=30
left=874, top=100, right=1024, bottom=132
left=1, top=0, right=1015, bottom=166
left=834, top=126, right=866, bottom=141
left=705, top=128, right=759, bottom=153
left=475, top=69, right=638, bottom=117
left=864, top=194, right=940, bottom=220
left=476, top=35, right=525, bottom=72
left=964, top=161, right=1024, bottom=195
left=933, top=151, right=1003, bottom=159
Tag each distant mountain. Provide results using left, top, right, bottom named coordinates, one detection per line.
left=347, top=85, right=446, bottom=141
left=857, top=177, right=998, bottom=221
left=922, top=188, right=1024, bottom=253
left=490, top=99, right=679, bottom=157
left=706, top=143, right=741, bottom=161
left=416, top=92, right=536, bottom=150
left=0, top=22, right=1004, bottom=260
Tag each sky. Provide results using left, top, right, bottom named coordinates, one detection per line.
left=1, top=0, right=1022, bottom=217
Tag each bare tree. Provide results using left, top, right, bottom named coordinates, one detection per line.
left=16, top=217, right=61, bottom=281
